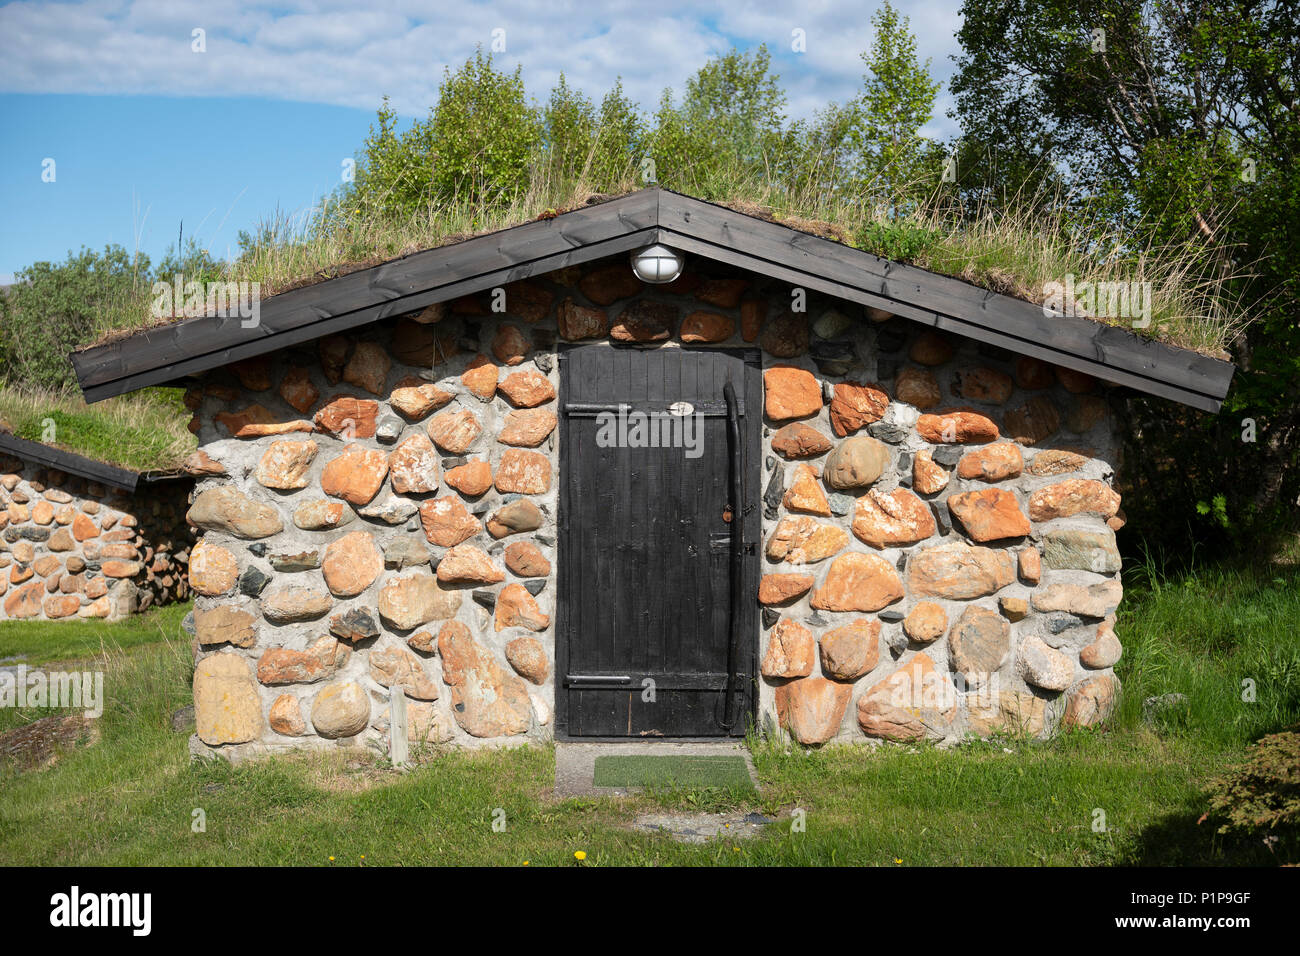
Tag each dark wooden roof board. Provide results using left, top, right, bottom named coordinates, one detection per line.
left=0, top=432, right=187, bottom=492
left=70, top=187, right=1235, bottom=412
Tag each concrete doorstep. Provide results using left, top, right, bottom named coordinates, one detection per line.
left=553, top=739, right=758, bottom=798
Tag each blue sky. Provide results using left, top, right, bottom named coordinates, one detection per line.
left=0, top=0, right=964, bottom=284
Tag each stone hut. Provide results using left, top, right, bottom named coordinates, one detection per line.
left=69, top=189, right=1234, bottom=756
left=0, top=433, right=193, bottom=621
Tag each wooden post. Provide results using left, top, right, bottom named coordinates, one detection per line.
left=390, top=686, right=409, bottom=769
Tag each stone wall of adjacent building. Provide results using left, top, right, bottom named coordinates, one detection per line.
left=0, top=459, right=192, bottom=621
left=184, top=252, right=1124, bottom=758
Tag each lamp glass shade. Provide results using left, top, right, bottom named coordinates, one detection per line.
left=630, top=244, right=684, bottom=284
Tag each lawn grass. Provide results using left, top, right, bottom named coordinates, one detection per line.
left=0, top=602, right=190, bottom=673
left=0, top=554, right=1294, bottom=867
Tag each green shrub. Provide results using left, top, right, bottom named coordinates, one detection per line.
left=1204, top=728, right=1300, bottom=854
left=855, top=220, right=943, bottom=261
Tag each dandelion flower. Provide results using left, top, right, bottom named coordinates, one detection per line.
left=574, top=850, right=587, bottom=861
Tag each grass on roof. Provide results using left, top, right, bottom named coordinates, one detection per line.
left=0, top=386, right=196, bottom=474
left=84, top=165, right=1248, bottom=358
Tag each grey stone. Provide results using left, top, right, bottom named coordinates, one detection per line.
left=762, top=608, right=779, bottom=629
left=329, top=608, right=379, bottom=642
left=472, top=589, right=497, bottom=611
left=763, top=466, right=784, bottom=521
left=238, top=565, right=270, bottom=597
left=377, top=416, right=404, bottom=444
left=181, top=611, right=196, bottom=637
left=868, top=421, right=908, bottom=444
left=171, top=705, right=196, bottom=733
left=931, top=446, right=963, bottom=468
left=1046, top=614, right=1086, bottom=634
left=247, top=543, right=268, bottom=557
left=876, top=326, right=906, bottom=352
left=524, top=579, right=546, bottom=596
left=827, top=493, right=854, bottom=517
left=1142, top=693, right=1189, bottom=725
left=384, top=538, right=430, bottom=569
left=878, top=609, right=905, bottom=623
left=269, top=549, right=321, bottom=572
left=931, top=498, right=952, bottom=534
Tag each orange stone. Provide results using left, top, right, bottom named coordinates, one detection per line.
left=278, top=366, right=320, bottom=414
left=758, top=573, right=814, bottom=605
left=216, top=404, right=314, bottom=438
left=906, top=542, right=1016, bottom=599
left=189, top=540, right=239, bottom=596
left=908, top=331, right=954, bottom=366
left=557, top=297, right=608, bottom=340
left=418, top=496, right=481, bottom=547
left=955, top=442, right=1024, bottom=482
left=320, top=444, right=389, bottom=505
left=1054, top=365, right=1096, bottom=393
left=903, top=602, right=947, bottom=643
left=916, top=408, right=999, bottom=443
left=499, top=408, right=557, bottom=447
left=912, top=448, right=950, bottom=495
left=818, top=618, right=881, bottom=681
left=952, top=366, right=1013, bottom=404
left=694, top=278, right=748, bottom=309
left=388, top=433, right=440, bottom=494
left=313, top=395, right=379, bottom=438
left=740, top=298, right=766, bottom=342
left=810, top=552, right=904, bottom=612
left=763, top=366, right=822, bottom=421
left=321, top=530, right=383, bottom=597
left=776, top=677, right=852, bottom=745
left=761, top=618, right=815, bottom=678
left=494, top=449, right=551, bottom=494
left=765, top=517, right=849, bottom=564
left=771, top=423, right=833, bottom=459
left=342, top=341, right=391, bottom=395
left=679, top=310, right=735, bottom=343
left=1014, top=356, right=1055, bottom=390
left=1018, top=547, right=1041, bottom=584
left=851, top=488, right=935, bottom=548
left=782, top=464, right=831, bottom=516
left=494, top=582, right=550, bottom=632
left=1028, top=479, right=1121, bottom=521
left=435, top=544, right=505, bottom=585
left=2, top=580, right=45, bottom=618
left=427, top=408, right=482, bottom=454
left=1003, top=396, right=1060, bottom=445
left=498, top=370, right=555, bottom=407
left=71, top=513, right=100, bottom=541
left=461, top=354, right=499, bottom=401
left=947, top=488, right=1031, bottom=541
left=444, top=459, right=493, bottom=497
left=579, top=264, right=641, bottom=305
left=829, top=382, right=890, bottom=436
left=389, top=376, right=454, bottom=418
left=895, top=366, right=942, bottom=409
left=504, top=541, right=551, bottom=577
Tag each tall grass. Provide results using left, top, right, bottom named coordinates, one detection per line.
left=0, top=386, right=195, bottom=472
left=95, top=145, right=1247, bottom=357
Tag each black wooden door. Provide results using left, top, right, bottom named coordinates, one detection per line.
left=556, top=344, right=761, bottom=737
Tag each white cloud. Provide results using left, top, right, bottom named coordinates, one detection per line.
left=0, top=0, right=964, bottom=134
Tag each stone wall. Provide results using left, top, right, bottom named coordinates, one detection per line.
left=0, top=458, right=192, bottom=621
left=184, top=253, right=1124, bottom=758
